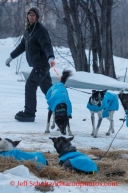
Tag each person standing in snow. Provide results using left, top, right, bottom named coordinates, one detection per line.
left=5, top=6, right=55, bottom=122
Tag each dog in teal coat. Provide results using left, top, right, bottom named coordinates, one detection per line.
left=50, top=136, right=98, bottom=173
left=87, top=90, right=119, bottom=138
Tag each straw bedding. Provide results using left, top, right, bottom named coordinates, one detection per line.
left=0, top=149, right=128, bottom=185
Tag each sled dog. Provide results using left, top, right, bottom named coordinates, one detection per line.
left=45, top=69, right=73, bottom=136
left=87, top=90, right=119, bottom=138
left=49, top=136, right=98, bottom=173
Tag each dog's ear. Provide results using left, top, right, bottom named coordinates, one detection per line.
left=49, top=137, right=56, bottom=142
left=119, top=89, right=125, bottom=95
left=13, top=140, right=21, bottom=147
left=67, top=136, right=74, bottom=142
left=102, top=90, right=107, bottom=94
left=0, top=138, right=2, bottom=141
left=92, top=90, right=96, bottom=94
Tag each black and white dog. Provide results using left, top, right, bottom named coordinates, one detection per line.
left=45, top=70, right=73, bottom=136
left=49, top=136, right=98, bottom=173
left=87, top=90, right=119, bottom=138
left=118, top=90, right=128, bottom=126
left=0, top=138, right=21, bottom=152
left=118, top=91, right=128, bottom=112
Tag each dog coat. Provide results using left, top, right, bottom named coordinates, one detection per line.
left=46, top=82, right=72, bottom=116
left=0, top=149, right=47, bottom=165
left=59, top=151, right=98, bottom=173
left=87, top=92, right=119, bottom=118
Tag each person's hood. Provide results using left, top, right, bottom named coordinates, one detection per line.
left=27, top=6, right=40, bottom=19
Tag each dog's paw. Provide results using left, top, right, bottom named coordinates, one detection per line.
left=93, top=135, right=97, bottom=138
left=106, top=133, right=110, bottom=136
left=45, top=131, right=50, bottom=134
left=51, top=125, right=55, bottom=129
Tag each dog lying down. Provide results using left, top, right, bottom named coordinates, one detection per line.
left=45, top=69, right=73, bottom=136
left=0, top=138, right=21, bottom=152
left=49, top=136, right=98, bottom=173
left=87, top=90, right=119, bottom=138
left=0, top=138, right=48, bottom=166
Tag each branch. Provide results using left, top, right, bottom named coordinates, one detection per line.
left=54, top=46, right=75, bottom=68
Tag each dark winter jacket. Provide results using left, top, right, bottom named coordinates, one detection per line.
left=10, top=21, right=54, bottom=68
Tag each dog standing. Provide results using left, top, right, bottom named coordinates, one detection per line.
left=49, top=136, right=98, bottom=173
left=118, top=91, right=128, bottom=112
left=87, top=90, right=119, bottom=138
left=118, top=91, right=128, bottom=126
left=45, top=70, right=73, bottom=136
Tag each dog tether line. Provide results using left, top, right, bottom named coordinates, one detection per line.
left=92, top=115, right=126, bottom=161
left=52, top=67, right=91, bottom=94
left=100, top=115, right=126, bottom=159
left=52, top=66, right=61, bottom=80
left=66, top=86, right=91, bottom=94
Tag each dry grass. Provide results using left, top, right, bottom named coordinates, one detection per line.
left=0, top=149, right=128, bottom=184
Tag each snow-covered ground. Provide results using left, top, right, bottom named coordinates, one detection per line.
left=0, top=37, right=128, bottom=192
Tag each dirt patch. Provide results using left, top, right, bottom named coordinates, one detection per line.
left=0, top=149, right=128, bottom=184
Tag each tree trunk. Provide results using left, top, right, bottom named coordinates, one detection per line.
left=62, top=0, right=89, bottom=72
left=106, top=0, right=116, bottom=78
left=80, top=0, right=99, bottom=73
left=90, top=0, right=104, bottom=74
left=102, top=0, right=116, bottom=78
left=38, top=0, right=46, bottom=24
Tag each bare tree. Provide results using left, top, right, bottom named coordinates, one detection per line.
left=101, top=0, right=116, bottom=78
left=61, top=0, right=89, bottom=72
left=79, top=0, right=100, bottom=73
left=80, top=0, right=116, bottom=78
left=38, top=0, right=46, bottom=24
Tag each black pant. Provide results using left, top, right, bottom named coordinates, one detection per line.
left=25, top=67, right=52, bottom=114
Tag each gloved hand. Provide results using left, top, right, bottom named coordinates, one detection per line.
left=5, top=56, right=13, bottom=67
left=48, top=57, right=55, bottom=68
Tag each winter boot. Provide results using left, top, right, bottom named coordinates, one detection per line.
left=15, top=111, right=35, bottom=122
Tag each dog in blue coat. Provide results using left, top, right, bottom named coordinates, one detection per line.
left=0, top=138, right=48, bottom=165
left=49, top=136, right=98, bottom=173
left=0, top=138, right=21, bottom=152
left=87, top=90, right=119, bottom=138
left=45, top=70, right=73, bottom=136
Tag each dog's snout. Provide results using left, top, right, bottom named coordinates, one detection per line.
left=98, top=103, right=101, bottom=107
left=61, top=129, right=66, bottom=135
